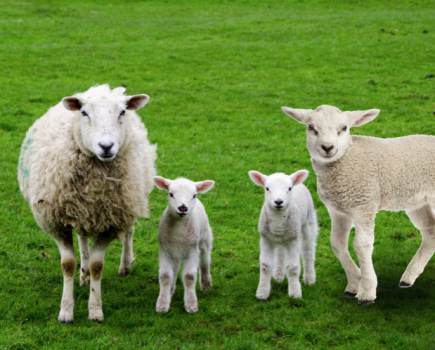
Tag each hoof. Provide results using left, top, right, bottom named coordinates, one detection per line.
left=58, top=318, right=73, bottom=324
left=358, top=299, right=374, bottom=305
left=256, top=296, right=269, bottom=301
left=344, top=291, right=358, bottom=298
left=399, top=281, right=412, bottom=288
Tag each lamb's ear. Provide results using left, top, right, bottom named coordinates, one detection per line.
left=195, top=180, right=215, bottom=194
left=281, top=107, right=313, bottom=125
left=248, top=171, right=268, bottom=187
left=345, top=109, right=380, bottom=127
left=126, top=94, right=150, bottom=110
left=289, top=170, right=309, bottom=186
left=62, top=97, right=82, bottom=111
left=154, top=176, right=172, bottom=191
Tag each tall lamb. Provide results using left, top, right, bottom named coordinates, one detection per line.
left=18, top=85, right=157, bottom=322
left=249, top=170, right=318, bottom=300
left=282, top=104, right=435, bottom=305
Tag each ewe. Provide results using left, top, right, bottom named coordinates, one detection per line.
left=18, top=85, right=157, bottom=322
left=282, top=104, right=435, bottom=304
left=249, top=170, right=318, bottom=300
left=153, top=176, right=214, bottom=313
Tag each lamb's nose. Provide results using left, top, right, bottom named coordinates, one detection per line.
left=178, top=204, right=188, bottom=213
left=99, top=142, right=114, bottom=153
left=275, top=199, right=283, bottom=206
left=321, top=144, right=334, bottom=153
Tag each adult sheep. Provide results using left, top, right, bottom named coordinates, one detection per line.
left=18, top=85, right=157, bottom=322
left=282, top=104, right=435, bottom=305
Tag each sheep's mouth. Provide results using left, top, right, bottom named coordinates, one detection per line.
left=98, top=154, right=116, bottom=162
left=177, top=212, right=188, bottom=217
left=274, top=205, right=284, bottom=210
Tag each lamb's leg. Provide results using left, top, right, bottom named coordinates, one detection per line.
left=171, top=260, right=181, bottom=296
left=199, top=240, right=212, bottom=291
left=285, top=239, right=302, bottom=298
left=55, top=230, right=76, bottom=323
left=401, top=204, right=435, bottom=287
left=273, top=247, right=285, bottom=283
left=118, top=226, right=135, bottom=277
left=256, top=237, right=274, bottom=300
left=156, top=250, right=177, bottom=312
left=182, top=251, right=200, bottom=313
left=353, top=215, right=377, bottom=305
left=78, top=235, right=90, bottom=287
left=329, top=207, right=361, bottom=298
left=301, top=218, right=318, bottom=286
left=88, top=232, right=115, bottom=322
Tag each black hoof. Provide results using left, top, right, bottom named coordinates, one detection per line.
left=399, top=281, right=412, bottom=288
left=358, top=299, right=374, bottom=305
left=344, top=291, right=357, bottom=298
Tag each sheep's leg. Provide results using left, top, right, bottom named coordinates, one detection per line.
left=273, top=247, right=285, bottom=283
left=301, top=218, right=318, bottom=286
left=256, top=237, right=274, bottom=300
left=199, top=240, right=212, bottom=291
left=156, top=250, right=177, bottom=312
left=329, top=207, right=361, bottom=298
left=171, top=260, right=181, bottom=296
left=55, top=230, right=76, bottom=323
left=118, top=226, right=135, bottom=277
left=182, top=251, right=200, bottom=313
left=78, top=235, right=90, bottom=287
left=353, top=215, right=377, bottom=305
left=285, top=239, right=302, bottom=298
left=401, top=205, right=435, bottom=287
left=88, top=232, right=115, bottom=322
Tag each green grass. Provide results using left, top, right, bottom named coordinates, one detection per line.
left=1, top=0, right=435, bottom=348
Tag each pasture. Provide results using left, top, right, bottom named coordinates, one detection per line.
left=1, top=0, right=435, bottom=348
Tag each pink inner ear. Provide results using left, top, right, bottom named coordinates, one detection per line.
left=292, top=171, right=308, bottom=186
left=249, top=172, right=265, bottom=187
left=197, top=181, right=214, bottom=192
left=154, top=177, right=169, bottom=190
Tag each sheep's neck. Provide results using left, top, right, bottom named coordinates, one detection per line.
left=266, top=206, right=290, bottom=235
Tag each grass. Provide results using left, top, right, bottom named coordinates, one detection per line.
left=1, top=0, right=435, bottom=348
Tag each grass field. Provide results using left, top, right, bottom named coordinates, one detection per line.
left=1, top=0, right=435, bottom=348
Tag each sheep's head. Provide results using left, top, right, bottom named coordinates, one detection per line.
left=281, top=105, right=380, bottom=164
left=62, top=87, right=149, bottom=162
left=154, top=176, right=215, bottom=218
left=249, top=170, right=308, bottom=211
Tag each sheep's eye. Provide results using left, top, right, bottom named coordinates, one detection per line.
left=120, top=110, right=126, bottom=116
left=169, top=193, right=174, bottom=198
left=308, top=125, right=314, bottom=131
left=81, top=111, right=88, bottom=117
left=342, top=126, right=347, bottom=131
left=193, top=194, right=196, bottom=199
left=289, top=187, right=292, bottom=191
left=266, top=187, right=269, bottom=191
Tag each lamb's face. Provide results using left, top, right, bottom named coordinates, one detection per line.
left=154, top=177, right=215, bottom=218
left=282, top=105, right=380, bottom=164
left=63, top=93, right=149, bottom=162
left=248, top=170, right=309, bottom=212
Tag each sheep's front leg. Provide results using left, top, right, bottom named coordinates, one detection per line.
left=285, top=239, right=302, bottom=298
left=156, top=250, right=178, bottom=313
left=78, top=235, right=90, bottom=286
left=118, top=226, right=135, bottom=277
left=256, top=237, right=274, bottom=300
left=54, top=231, right=76, bottom=323
left=353, top=215, right=377, bottom=304
left=301, top=219, right=318, bottom=286
left=182, top=251, right=200, bottom=313
left=329, top=207, right=361, bottom=298
left=88, top=233, right=115, bottom=322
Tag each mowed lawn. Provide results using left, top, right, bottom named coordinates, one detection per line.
left=1, top=0, right=435, bottom=348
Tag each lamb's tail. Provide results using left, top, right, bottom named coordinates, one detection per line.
left=273, top=247, right=285, bottom=283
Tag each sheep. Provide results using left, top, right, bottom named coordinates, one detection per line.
left=282, top=104, right=435, bottom=305
left=153, top=176, right=214, bottom=313
left=17, top=85, right=157, bottom=322
left=248, top=170, right=318, bottom=300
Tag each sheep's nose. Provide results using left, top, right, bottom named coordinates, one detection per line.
left=321, top=144, right=334, bottom=153
left=178, top=204, right=188, bottom=213
left=274, top=199, right=283, bottom=206
left=99, top=142, right=114, bottom=153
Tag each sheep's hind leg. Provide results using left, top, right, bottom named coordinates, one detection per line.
left=78, top=235, right=90, bottom=286
left=54, top=229, right=76, bottom=323
left=329, top=207, right=360, bottom=298
left=301, top=218, right=318, bottom=286
left=285, top=240, right=302, bottom=298
left=401, top=205, right=435, bottom=288
left=273, top=247, right=285, bottom=283
left=199, top=240, right=212, bottom=291
left=88, top=232, right=115, bottom=322
left=118, top=226, right=135, bottom=277
left=256, top=237, right=274, bottom=300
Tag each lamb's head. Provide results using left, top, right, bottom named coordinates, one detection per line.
left=249, top=170, right=308, bottom=211
left=62, top=86, right=149, bottom=162
left=154, top=176, right=215, bottom=218
left=281, top=105, right=380, bottom=164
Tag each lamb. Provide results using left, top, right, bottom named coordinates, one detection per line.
left=248, top=170, right=318, bottom=300
left=282, top=104, right=435, bottom=305
left=18, top=85, right=157, bottom=322
left=153, top=176, right=214, bottom=313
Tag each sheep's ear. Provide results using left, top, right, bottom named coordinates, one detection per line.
left=62, top=97, right=82, bottom=111
left=281, top=107, right=313, bottom=125
left=345, top=109, right=380, bottom=127
left=126, top=94, right=150, bottom=110
left=248, top=171, right=268, bottom=187
left=289, top=170, right=309, bottom=186
left=154, top=176, right=172, bottom=191
left=195, top=180, right=215, bottom=194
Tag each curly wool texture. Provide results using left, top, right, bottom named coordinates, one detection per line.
left=18, top=86, right=157, bottom=236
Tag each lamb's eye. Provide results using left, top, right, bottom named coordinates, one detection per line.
left=81, top=111, right=88, bottom=117
left=120, top=110, right=126, bottom=116
left=266, top=187, right=269, bottom=191
left=193, top=194, right=196, bottom=199
left=169, top=193, right=174, bottom=198
left=308, top=125, right=314, bottom=131
left=289, top=187, right=292, bottom=191
left=342, top=126, right=347, bottom=131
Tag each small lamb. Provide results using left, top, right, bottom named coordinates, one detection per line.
left=153, top=176, right=215, bottom=313
left=249, top=170, right=318, bottom=300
